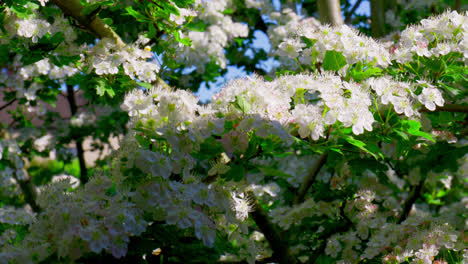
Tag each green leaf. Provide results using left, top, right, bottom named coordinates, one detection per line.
left=82, top=4, right=101, bottom=16
left=137, top=82, right=154, bottom=90
left=49, top=32, right=65, bottom=45
left=223, top=163, right=246, bottom=181
left=0, top=44, right=9, bottom=65
left=322, top=50, right=347, bottom=71
left=300, top=36, right=317, bottom=49
left=233, top=95, right=251, bottom=114
left=256, top=165, right=293, bottom=179
left=174, top=30, right=191, bottom=46
left=192, top=137, right=224, bottom=160
left=96, top=80, right=116, bottom=98
left=102, top=17, right=113, bottom=26
left=350, top=66, right=382, bottom=82
left=401, top=120, right=435, bottom=142
left=345, top=136, right=383, bottom=160
left=293, top=88, right=307, bottom=105
left=125, top=6, right=150, bottom=22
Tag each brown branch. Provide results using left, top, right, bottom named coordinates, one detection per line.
left=66, top=85, right=88, bottom=184
left=420, top=104, right=468, bottom=113
left=293, top=153, right=328, bottom=205
left=15, top=169, right=41, bottom=213
left=0, top=98, right=16, bottom=111
left=246, top=191, right=297, bottom=264
left=50, top=0, right=125, bottom=47
left=397, top=179, right=424, bottom=224
left=49, top=0, right=170, bottom=89
left=345, top=0, right=363, bottom=24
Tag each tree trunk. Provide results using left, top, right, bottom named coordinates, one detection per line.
left=66, top=85, right=88, bottom=184
left=317, top=0, right=344, bottom=26
left=370, top=0, right=386, bottom=38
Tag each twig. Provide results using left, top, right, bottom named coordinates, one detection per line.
left=294, top=153, right=328, bottom=205
left=0, top=98, right=16, bottom=111
left=397, top=179, right=424, bottom=224
left=345, top=0, right=363, bottom=24
left=246, top=191, right=297, bottom=264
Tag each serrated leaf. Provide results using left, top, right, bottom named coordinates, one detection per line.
left=322, top=50, right=347, bottom=71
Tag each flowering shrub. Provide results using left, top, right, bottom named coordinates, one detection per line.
left=0, top=0, right=467, bottom=263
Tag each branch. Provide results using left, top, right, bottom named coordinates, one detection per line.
left=50, top=0, right=125, bottom=47
left=15, top=169, right=41, bottom=213
left=66, top=85, right=88, bottom=184
left=0, top=98, right=16, bottom=111
left=345, top=0, right=363, bottom=24
left=246, top=191, right=297, bottom=264
left=293, top=153, right=328, bottom=205
left=420, top=104, right=468, bottom=113
left=50, top=0, right=170, bottom=89
left=397, top=179, right=424, bottom=224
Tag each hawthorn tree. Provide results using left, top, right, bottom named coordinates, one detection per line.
left=0, top=0, right=467, bottom=264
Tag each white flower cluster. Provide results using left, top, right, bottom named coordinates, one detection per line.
left=267, top=8, right=319, bottom=47
left=270, top=199, right=339, bottom=230
left=392, top=11, right=468, bottom=62
left=275, top=22, right=391, bottom=69
left=0, top=206, right=36, bottom=226
left=365, top=77, right=444, bottom=116
left=19, top=58, right=79, bottom=80
left=0, top=174, right=147, bottom=262
left=88, top=36, right=160, bottom=83
left=169, top=0, right=249, bottom=72
left=10, top=13, right=77, bottom=44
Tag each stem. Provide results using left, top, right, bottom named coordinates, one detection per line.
left=293, top=153, right=328, bottom=205
left=66, top=85, right=88, bottom=184
left=246, top=191, right=296, bottom=264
